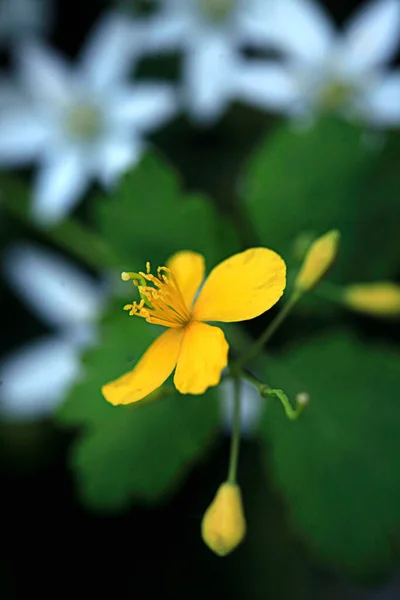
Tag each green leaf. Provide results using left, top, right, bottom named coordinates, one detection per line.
left=241, top=118, right=376, bottom=282
left=351, top=134, right=400, bottom=280
left=216, top=444, right=312, bottom=600
left=94, top=152, right=240, bottom=269
left=259, top=331, right=400, bottom=580
left=57, top=306, right=220, bottom=512
left=0, top=172, right=122, bottom=270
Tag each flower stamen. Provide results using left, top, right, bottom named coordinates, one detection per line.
left=197, top=0, right=236, bottom=22
left=318, top=79, right=355, bottom=111
left=122, top=262, right=191, bottom=327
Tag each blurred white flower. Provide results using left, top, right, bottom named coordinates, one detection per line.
left=235, top=0, right=400, bottom=128
left=0, top=11, right=177, bottom=225
left=0, top=0, right=52, bottom=46
left=141, top=0, right=275, bottom=123
left=0, top=338, right=83, bottom=421
left=219, top=378, right=263, bottom=437
left=0, top=77, right=22, bottom=114
left=0, top=243, right=106, bottom=420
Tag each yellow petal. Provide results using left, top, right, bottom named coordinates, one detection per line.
left=174, top=322, right=228, bottom=394
left=192, top=247, right=286, bottom=322
left=167, top=250, right=205, bottom=311
left=344, top=282, right=400, bottom=317
left=102, top=328, right=184, bottom=405
left=201, top=482, right=246, bottom=557
left=295, top=229, right=340, bottom=292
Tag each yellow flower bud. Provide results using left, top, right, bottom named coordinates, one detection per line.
left=201, top=482, right=246, bottom=557
left=343, top=282, right=400, bottom=317
left=295, top=229, right=340, bottom=292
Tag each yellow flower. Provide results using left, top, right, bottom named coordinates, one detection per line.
left=102, top=248, right=286, bottom=405
left=295, top=229, right=340, bottom=292
left=343, top=282, right=400, bottom=317
left=201, top=482, right=246, bottom=557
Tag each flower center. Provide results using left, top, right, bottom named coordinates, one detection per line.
left=197, top=0, right=235, bottom=22
left=318, top=80, right=354, bottom=111
left=122, top=263, right=191, bottom=328
left=65, top=103, right=103, bottom=141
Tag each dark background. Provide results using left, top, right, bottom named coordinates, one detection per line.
left=1, top=1, right=400, bottom=598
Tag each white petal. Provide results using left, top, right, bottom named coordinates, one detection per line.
left=140, top=12, right=189, bottom=54
left=79, top=11, right=138, bottom=90
left=96, top=136, right=143, bottom=187
left=0, top=111, right=49, bottom=166
left=342, top=0, right=400, bottom=72
left=184, top=32, right=236, bottom=124
left=111, top=83, right=178, bottom=131
left=0, top=0, right=48, bottom=41
left=0, top=337, right=82, bottom=420
left=239, top=0, right=277, bottom=46
left=16, top=41, right=72, bottom=104
left=32, top=150, right=89, bottom=225
left=0, top=77, right=22, bottom=109
left=360, top=71, right=400, bottom=126
left=269, top=0, right=335, bottom=63
left=3, top=242, right=104, bottom=328
left=0, top=0, right=52, bottom=41
left=64, top=323, right=99, bottom=348
left=235, top=61, right=299, bottom=112
left=219, top=379, right=263, bottom=437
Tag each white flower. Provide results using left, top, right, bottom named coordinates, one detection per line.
left=0, top=338, right=84, bottom=421
left=219, top=378, right=263, bottom=437
left=0, top=76, right=24, bottom=113
left=235, top=0, right=400, bottom=128
left=0, top=0, right=52, bottom=46
left=0, top=11, right=177, bottom=225
left=0, top=243, right=106, bottom=420
left=141, top=0, right=275, bottom=123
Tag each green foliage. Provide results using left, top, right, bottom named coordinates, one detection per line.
left=52, top=151, right=243, bottom=513
left=241, top=118, right=378, bottom=282
left=214, top=444, right=312, bottom=600
left=3, top=105, right=400, bottom=589
left=57, top=305, right=220, bottom=512
left=0, top=172, right=122, bottom=270
left=259, top=331, right=400, bottom=580
left=94, top=152, right=240, bottom=270
left=351, top=133, right=400, bottom=279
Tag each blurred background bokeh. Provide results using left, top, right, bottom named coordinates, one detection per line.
left=1, top=0, right=400, bottom=598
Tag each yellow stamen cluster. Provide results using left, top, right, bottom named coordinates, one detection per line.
left=319, top=80, right=354, bottom=111
left=121, top=263, right=191, bottom=328
left=198, top=0, right=235, bottom=22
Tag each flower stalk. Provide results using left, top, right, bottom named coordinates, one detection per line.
left=234, top=291, right=301, bottom=369
left=0, top=180, right=122, bottom=271
left=240, top=369, right=307, bottom=421
left=227, top=373, right=242, bottom=483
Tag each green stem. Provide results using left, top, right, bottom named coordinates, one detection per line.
left=261, top=388, right=308, bottom=421
left=47, top=219, right=121, bottom=271
left=235, top=291, right=301, bottom=369
left=239, top=369, right=307, bottom=421
left=227, top=375, right=242, bottom=484
left=0, top=177, right=121, bottom=271
left=240, top=368, right=267, bottom=390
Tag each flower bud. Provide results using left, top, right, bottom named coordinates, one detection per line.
left=295, top=229, right=340, bottom=292
left=201, top=482, right=246, bottom=556
left=343, top=282, right=400, bottom=317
